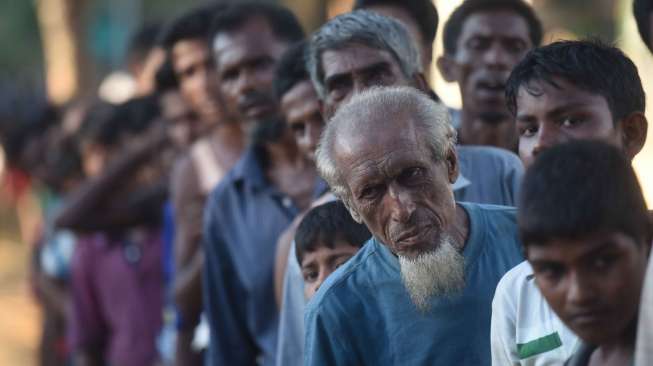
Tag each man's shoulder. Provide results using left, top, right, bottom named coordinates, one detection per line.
left=463, top=202, right=517, bottom=222
left=306, top=239, right=382, bottom=315
left=457, top=145, right=522, bottom=169
left=495, top=260, right=533, bottom=301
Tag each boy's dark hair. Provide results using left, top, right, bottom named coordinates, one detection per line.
left=210, top=2, right=304, bottom=45
left=519, top=140, right=651, bottom=247
left=505, top=39, right=646, bottom=124
left=634, top=0, right=653, bottom=53
left=295, top=201, right=372, bottom=263
left=353, top=0, right=439, bottom=46
left=160, top=3, right=226, bottom=51
left=273, top=40, right=309, bottom=101
left=442, top=0, right=542, bottom=55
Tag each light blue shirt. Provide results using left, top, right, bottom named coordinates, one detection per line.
left=304, top=203, right=524, bottom=365
left=276, top=147, right=524, bottom=366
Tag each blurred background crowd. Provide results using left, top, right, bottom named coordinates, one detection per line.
left=0, top=0, right=651, bottom=364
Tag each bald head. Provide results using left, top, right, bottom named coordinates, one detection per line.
left=316, top=86, right=457, bottom=219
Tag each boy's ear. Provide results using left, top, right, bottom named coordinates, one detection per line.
left=437, top=55, right=458, bottom=83
left=620, top=112, right=648, bottom=160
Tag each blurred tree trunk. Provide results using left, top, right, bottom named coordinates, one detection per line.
left=36, top=0, right=90, bottom=104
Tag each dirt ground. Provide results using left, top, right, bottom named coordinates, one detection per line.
left=0, top=239, right=39, bottom=365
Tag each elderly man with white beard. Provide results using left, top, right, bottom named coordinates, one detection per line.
left=304, top=86, right=524, bottom=366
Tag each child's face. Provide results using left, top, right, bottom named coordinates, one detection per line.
left=301, top=240, right=361, bottom=300
left=515, top=77, right=622, bottom=168
left=527, top=231, right=649, bottom=346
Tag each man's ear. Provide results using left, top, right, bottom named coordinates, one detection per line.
left=445, top=147, right=459, bottom=184
left=436, top=55, right=458, bottom=83
left=620, top=112, right=648, bottom=160
left=412, top=72, right=430, bottom=93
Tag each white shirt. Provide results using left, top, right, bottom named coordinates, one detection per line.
left=491, top=261, right=580, bottom=365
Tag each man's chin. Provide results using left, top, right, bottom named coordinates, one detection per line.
left=398, top=237, right=465, bottom=312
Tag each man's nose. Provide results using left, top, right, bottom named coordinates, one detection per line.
left=235, top=69, right=258, bottom=95
left=483, top=44, right=510, bottom=69
left=388, top=185, right=416, bottom=223
left=566, top=271, right=597, bottom=307
left=305, top=123, right=322, bottom=151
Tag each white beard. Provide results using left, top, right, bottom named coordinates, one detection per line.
left=398, top=236, right=465, bottom=312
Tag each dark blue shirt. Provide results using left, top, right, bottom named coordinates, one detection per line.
left=203, top=146, right=325, bottom=366
left=304, top=203, right=524, bottom=366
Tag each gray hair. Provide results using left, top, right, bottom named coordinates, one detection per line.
left=307, top=10, right=422, bottom=99
left=316, top=86, right=457, bottom=222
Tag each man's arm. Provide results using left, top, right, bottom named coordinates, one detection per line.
left=304, top=298, right=357, bottom=366
left=202, top=192, right=258, bottom=365
left=55, top=126, right=168, bottom=232
left=170, top=156, right=204, bottom=326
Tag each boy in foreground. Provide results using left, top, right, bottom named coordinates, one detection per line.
left=491, top=39, right=648, bottom=365
left=295, top=201, right=371, bottom=300
left=518, top=141, right=651, bottom=365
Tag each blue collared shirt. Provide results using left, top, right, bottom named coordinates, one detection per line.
left=203, top=146, right=325, bottom=366
left=304, top=202, right=524, bottom=366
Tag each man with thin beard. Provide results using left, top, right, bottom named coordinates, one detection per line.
left=305, top=87, right=524, bottom=365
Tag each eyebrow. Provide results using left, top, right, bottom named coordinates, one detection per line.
left=324, top=61, right=391, bottom=87
left=516, top=102, right=593, bottom=122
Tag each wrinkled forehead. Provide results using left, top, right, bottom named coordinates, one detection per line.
left=333, top=112, right=427, bottom=171
left=321, top=44, right=401, bottom=78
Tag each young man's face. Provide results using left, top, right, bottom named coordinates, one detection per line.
left=440, top=10, right=532, bottom=118
left=527, top=231, right=649, bottom=346
left=515, top=77, right=621, bottom=167
left=280, top=80, right=323, bottom=162
left=171, top=39, right=223, bottom=126
left=301, top=240, right=360, bottom=300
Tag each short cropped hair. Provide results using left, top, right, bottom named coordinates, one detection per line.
left=519, top=140, right=651, bottom=247
left=295, top=200, right=371, bottom=263
left=353, top=0, right=439, bottom=46
left=273, top=40, right=309, bottom=101
left=160, top=3, right=225, bottom=51
left=505, top=40, right=646, bottom=123
left=307, top=10, right=421, bottom=98
left=316, top=86, right=456, bottom=221
left=442, top=0, right=542, bottom=55
left=210, top=2, right=304, bottom=47
left=634, top=0, right=653, bottom=53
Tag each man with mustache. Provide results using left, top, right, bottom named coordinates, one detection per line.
left=159, top=4, right=244, bottom=363
left=202, top=3, right=323, bottom=366
left=304, top=86, right=524, bottom=365
left=437, top=0, right=542, bottom=151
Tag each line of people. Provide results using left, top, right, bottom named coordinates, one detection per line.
left=2, top=0, right=652, bottom=365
